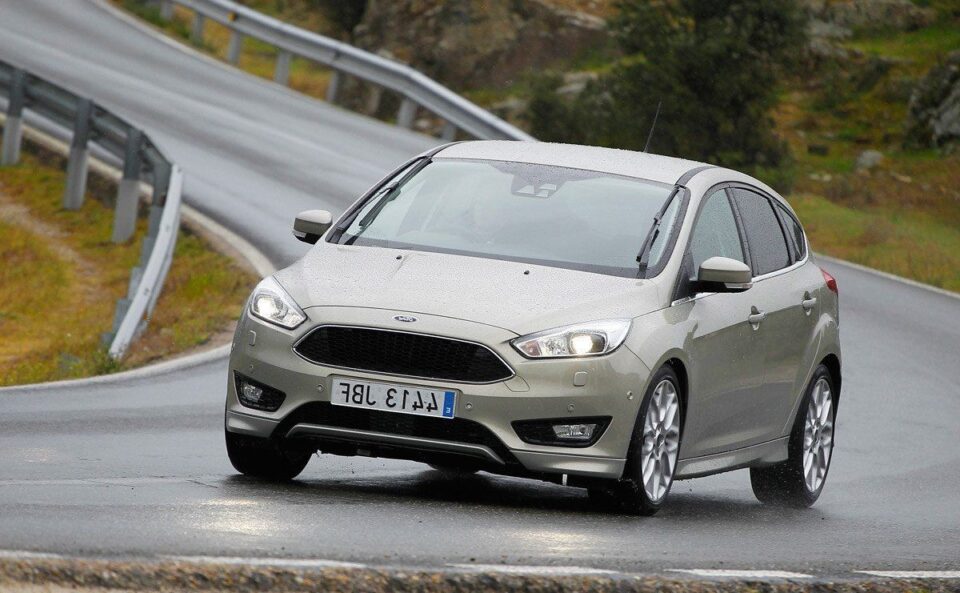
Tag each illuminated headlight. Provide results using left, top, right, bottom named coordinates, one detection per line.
left=249, top=276, right=306, bottom=329
left=511, top=320, right=631, bottom=358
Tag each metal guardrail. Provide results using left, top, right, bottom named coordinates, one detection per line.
left=0, top=59, right=183, bottom=360
left=155, top=0, right=535, bottom=142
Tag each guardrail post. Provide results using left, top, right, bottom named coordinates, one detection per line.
left=190, top=12, right=205, bottom=45
left=227, top=30, right=243, bottom=64
left=274, top=50, right=291, bottom=85
left=63, top=99, right=93, bottom=210
left=365, top=86, right=383, bottom=115
left=1, top=69, right=26, bottom=166
left=396, top=98, right=417, bottom=129
left=441, top=122, right=457, bottom=141
left=326, top=70, right=343, bottom=104
left=112, top=128, right=143, bottom=243
left=159, top=0, right=173, bottom=20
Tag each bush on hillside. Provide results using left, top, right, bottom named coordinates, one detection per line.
left=528, top=0, right=806, bottom=191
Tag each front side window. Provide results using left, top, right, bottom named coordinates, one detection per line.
left=334, top=159, right=677, bottom=277
left=733, top=188, right=791, bottom=276
left=689, top=190, right=745, bottom=279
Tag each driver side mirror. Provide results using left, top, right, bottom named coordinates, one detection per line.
left=694, top=256, right=753, bottom=293
left=293, top=209, right=333, bottom=244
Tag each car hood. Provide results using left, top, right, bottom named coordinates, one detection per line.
left=274, top=242, right=663, bottom=336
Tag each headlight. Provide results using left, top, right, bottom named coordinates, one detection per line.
left=511, top=320, right=631, bottom=359
left=248, top=276, right=306, bottom=329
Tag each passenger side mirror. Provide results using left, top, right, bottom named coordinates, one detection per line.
left=293, top=209, right=333, bottom=244
left=694, top=257, right=753, bottom=293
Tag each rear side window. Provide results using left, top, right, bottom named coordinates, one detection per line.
left=689, top=190, right=745, bottom=278
left=775, top=203, right=806, bottom=262
left=733, top=188, right=790, bottom=276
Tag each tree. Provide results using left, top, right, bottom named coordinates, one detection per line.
left=529, top=0, right=805, bottom=187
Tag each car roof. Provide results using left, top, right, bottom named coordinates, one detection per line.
left=433, top=140, right=711, bottom=186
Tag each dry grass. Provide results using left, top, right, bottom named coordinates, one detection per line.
left=0, top=152, right=256, bottom=386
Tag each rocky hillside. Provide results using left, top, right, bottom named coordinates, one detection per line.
left=353, top=1, right=608, bottom=90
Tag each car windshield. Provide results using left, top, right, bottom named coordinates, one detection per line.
left=334, top=158, right=680, bottom=277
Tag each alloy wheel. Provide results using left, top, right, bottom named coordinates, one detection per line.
left=640, top=379, right=681, bottom=502
left=802, top=377, right=834, bottom=493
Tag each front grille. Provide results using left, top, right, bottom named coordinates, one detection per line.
left=293, top=325, right=513, bottom=383
left=277, top=402, right=518, bottom=465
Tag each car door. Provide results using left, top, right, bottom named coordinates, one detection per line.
left=674, top=188, right=769, bottom=459
left=731, top=188, right=820, bottom=445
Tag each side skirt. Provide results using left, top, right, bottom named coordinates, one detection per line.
left=674, top=436, right=788, bottom=480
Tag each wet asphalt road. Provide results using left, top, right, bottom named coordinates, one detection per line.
left=1, top=0, right=959, bottom=576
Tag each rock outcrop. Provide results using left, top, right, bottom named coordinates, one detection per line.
left=802, top=0, right=935, bottom=60
left=905, top=51, right=960, bottom=150
left=353, top=0, right=607, bottom=90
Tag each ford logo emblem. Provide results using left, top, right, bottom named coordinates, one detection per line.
left=393, top=315, right=417, bottom=323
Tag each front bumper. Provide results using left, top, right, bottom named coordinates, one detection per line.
left=226, top=306, right=651, bottom=481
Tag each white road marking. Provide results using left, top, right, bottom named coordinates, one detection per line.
left=856, top=571, right=960, bottom=579
left=449, top=563, right=615, bottom=575
left=165, top=555, right=366, bottom=570
left=668, top=569, right=813, bottom=579
left=0, top=550, right=66, bottom=560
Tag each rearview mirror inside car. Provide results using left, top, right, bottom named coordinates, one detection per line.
left=695, top=256, right=753, bottom=293
left=293, top=209, right=333, bottom=244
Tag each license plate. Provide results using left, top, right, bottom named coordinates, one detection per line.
left=330, top=377, right=456, bottom=419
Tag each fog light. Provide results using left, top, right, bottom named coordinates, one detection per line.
left=512, top=416, right=610, bottom=448
left=241, top=382, right=263, bottom=403
left=552, top=423, right=597, bottom=441
left=234, top=373, right=286, bottom=412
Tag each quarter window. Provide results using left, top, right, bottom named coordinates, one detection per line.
left=775, top=203, right=806, bottom=262
left=689, top=190, right=745, bottom=278
left=733, top=188, right=791, bottom=276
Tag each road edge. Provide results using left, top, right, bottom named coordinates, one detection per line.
left=0, top=119, right=275, bottom=394
left=1, top=555, right=957, bottom=593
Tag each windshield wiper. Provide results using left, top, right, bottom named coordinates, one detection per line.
left=356, top=181, right=400, bottom=231
left=635, top=186, right=680, bottom=278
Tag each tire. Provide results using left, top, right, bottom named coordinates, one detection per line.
left=751, top=364, right=836, bottom=508
left=225, top=430, right=312, bottom=481
left=590, top=366, right=683, bottom=516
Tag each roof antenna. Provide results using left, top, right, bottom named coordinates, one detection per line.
left=643, top=100, right=662, bottom=153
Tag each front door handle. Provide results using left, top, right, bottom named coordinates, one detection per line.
left=748, top=306, right=766, bottom=329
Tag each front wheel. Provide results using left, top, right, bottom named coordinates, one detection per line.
left=751, top=364, right=836, bottom=507
left=591, top=366, right=682, bottom=515
left=225, top=431, right=312, bottom=481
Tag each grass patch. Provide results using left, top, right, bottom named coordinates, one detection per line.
left=792, top=193, right=960, bottom=292
left=846, top=22, right=960, bottom=73
left=0, top=151, right=256, bottom=386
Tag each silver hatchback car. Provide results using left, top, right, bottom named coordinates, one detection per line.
left=225, top=141, right=841, bottom=515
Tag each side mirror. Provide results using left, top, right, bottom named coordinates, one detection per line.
left=293, top=209, right=333, bottom=244
left=694, top=256, right=753, bottom=293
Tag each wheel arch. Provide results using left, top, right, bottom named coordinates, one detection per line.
left=820, top=352, right=842, bottom=408
left=663, top=357, right=689, bottom=433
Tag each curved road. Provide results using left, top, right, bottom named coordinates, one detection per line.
left=1, top=0, right=959, bottom=578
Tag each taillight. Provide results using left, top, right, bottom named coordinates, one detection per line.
left=821, top=267, right=838, bottom=294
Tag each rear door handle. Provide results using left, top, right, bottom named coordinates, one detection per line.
left=747, top=306, right=766, bottom=328
left=802, top=296, right=817, bottom=311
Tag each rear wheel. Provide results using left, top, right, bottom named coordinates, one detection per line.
left=225, top=431, right=312, bottom=481
left=590, top=366, right=682, bottom=515
left=751, top=364, right=836, bottom=507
